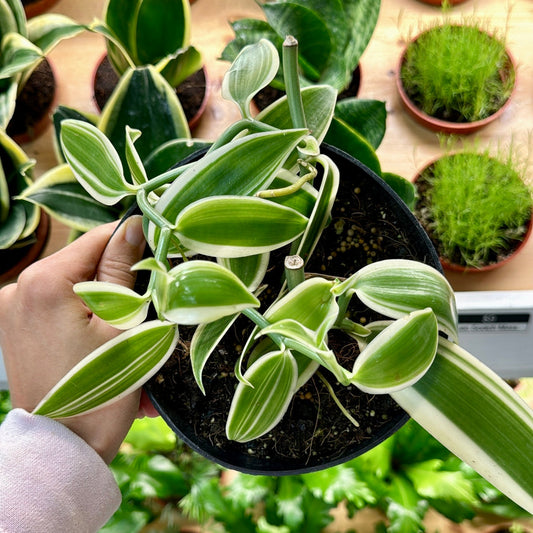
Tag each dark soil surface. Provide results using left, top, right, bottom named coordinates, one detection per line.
left=7, top=59, right=55, bottom=141
left=146, top=148, right=440, bottom=474
left=93, top=55, right=207, bottom=126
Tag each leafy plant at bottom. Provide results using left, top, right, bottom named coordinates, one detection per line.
left=29, top=38, right=533, bottom=516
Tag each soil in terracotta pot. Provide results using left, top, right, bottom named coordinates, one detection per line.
left=147, top=155, right=438, bottom=472
left=6, top=59, right=55, bottom=142
left=414, top=172, right=529, bottom=269
left=253, top=66, right=361, bottom=112
left=93, top=55, right=206, bottom=125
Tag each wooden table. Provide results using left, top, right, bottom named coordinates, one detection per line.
left=27, top=0, right=533, bottom=292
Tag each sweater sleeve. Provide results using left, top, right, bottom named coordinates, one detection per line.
left=0, top=409, right=121, bottom=533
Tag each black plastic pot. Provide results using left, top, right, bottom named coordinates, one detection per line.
left=144, top=144, right=441, bottom=475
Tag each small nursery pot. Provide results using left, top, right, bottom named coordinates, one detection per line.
left=0, top=211, right=50, bottom=287
left=92, top=54, right=209, bottom=131
left=7, top=59, right=57, bottom=144
left=413, top=159, right=532, bottom=273
left=145, top=144, right=442, bottom=475
left=22, top=0, right=60, bottom=18
left=396, top=29, right=516, bottom=135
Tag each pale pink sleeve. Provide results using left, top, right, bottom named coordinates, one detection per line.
left=0, top=409, right=121, bottom=533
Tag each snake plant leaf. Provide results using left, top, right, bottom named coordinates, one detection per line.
left=293, top=153, right=339, bottom=264
left=0, top=0, right=25, bottom=38
left=0, top=201, right=25, bottom=248
left=19, top=164, right=121, bottom=231
left=0, top=79, right=16, bottom=129
left=26, top=14, right=84, bottom=55
left=257, top=85, right=337, bottom=150
left=0, top=33, right=42, bottom=80
left=124, top=126, right=147, bottom=186
left=226, top=349, right=298, bottom=442
left=392, top=337, right=533, bottom=515
left=99, top=66, right=190, bottom=169
left=159, top=260, right=260, bottom=325
left=33, top=321, right=179, bottom=419
left=335, top=259, right=458, bottom=342
left=222, top=39, right=280, bottom=119
left=174, top=196, right=308, bottom=258
left=381, top=172, right=416, bottom=211
left=334, top=98, right=386, bottom=150
left=351, top=308, right=438, bottom=394
left=218, top=253, right=270, bottom=292
left=60, top=119, right=136, bottom=205
left=324, top=116, right=381, bottom=176
left=190, top=313, right=239, bottom=394
left=74, top=281, right=150, bottom=329
left=158, top=45, right=203, bottom=88
left=262, top=2, right=331, bottom=81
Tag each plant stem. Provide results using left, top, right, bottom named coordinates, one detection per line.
left=283, top=35, right=307, bottom=129
left=136, top=190, right=173, bottom=229
left=316, top=371, right=360, bottom=428
left=284, top=255, right=305, bottom=290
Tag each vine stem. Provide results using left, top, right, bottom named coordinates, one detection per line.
left=283, top=35, right=307, bottom=130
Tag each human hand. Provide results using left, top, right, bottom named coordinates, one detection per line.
left=0, top=216, right=148, bottom=463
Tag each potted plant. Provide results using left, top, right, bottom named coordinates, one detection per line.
left=0, top=129, right=49, bottom=285
left=27, top=39, right=533, bottom=516
left=396, top=14, right=515, bottom=134
left=19, top=64, right=210, bottom=237
left=414, top=140, right=533, bottom=272
left=90, top=0, right=207, bottom=129
left=0, top=0, right=83, bottom=143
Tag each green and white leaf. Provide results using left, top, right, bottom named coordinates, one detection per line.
left=19, top=164, right=121, bottom=232
left=174, top=196, right=308, bottom=258
left=218, top=253, right=270, bottom=292
left=60, top=119, right=136, bottom=205
left=226, top=349, right=298, bottom=442
left=222, top=39, right=279, bottom=119
left=157, top=260, right=260, bottom=325
left=350, top=308, right=438, bottom=394
left=0, top=32, right=42, bottom=80
left=335, top=259, right=458, bottom=342
left=190, top=313, right=239, bottom=394
left=124, top=126, right=148, bottom=186
left=33, top=321, right=179, bottom=419
left=392, top=337, right=533, bottom=515
left=74, top=281, right=150, bottom=329
left=27, top=14, right=84, bottom=55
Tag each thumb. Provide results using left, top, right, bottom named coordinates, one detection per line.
left=97, top=215, right=146, bottom=288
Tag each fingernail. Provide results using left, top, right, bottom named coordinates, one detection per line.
left=124, top=215, right=145, bottom=247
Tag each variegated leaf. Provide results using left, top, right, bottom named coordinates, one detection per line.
left=334, top=259, right=458, bottom=342
left=226, top=349, right=298, bottom=442
left=174, top=196, right=308, bottom=258
left=74, top=281, right=149, bottom=329
left=392, top=337, right=533, bottom=515
left=33, top=321, right=179, bottom=418
left=351, top=308, right=438, bottom=393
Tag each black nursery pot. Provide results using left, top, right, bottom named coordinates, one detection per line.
left=145, top=144, right=441, bottom=475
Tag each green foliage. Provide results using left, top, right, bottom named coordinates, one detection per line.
left=417, top=143, right=532, bottom=268
left=91, top=0, right=202, bottom=88
left=401, top=20, right=514, bottom=123
left=0, top=390, right=11, bottom=424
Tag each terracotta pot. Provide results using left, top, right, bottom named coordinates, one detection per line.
left=0, top=211, right=50, bottom=287
left=144, top=144, right=442, bottom=476
left=396, top=29, right=516, bottom=135
left=7, top=58, right=57, bottom=144
left=92, top=54, right=209, bottom=131
left=413, top=158, right=532, bottom=273
left=22, top=0, right=60, bottom=18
